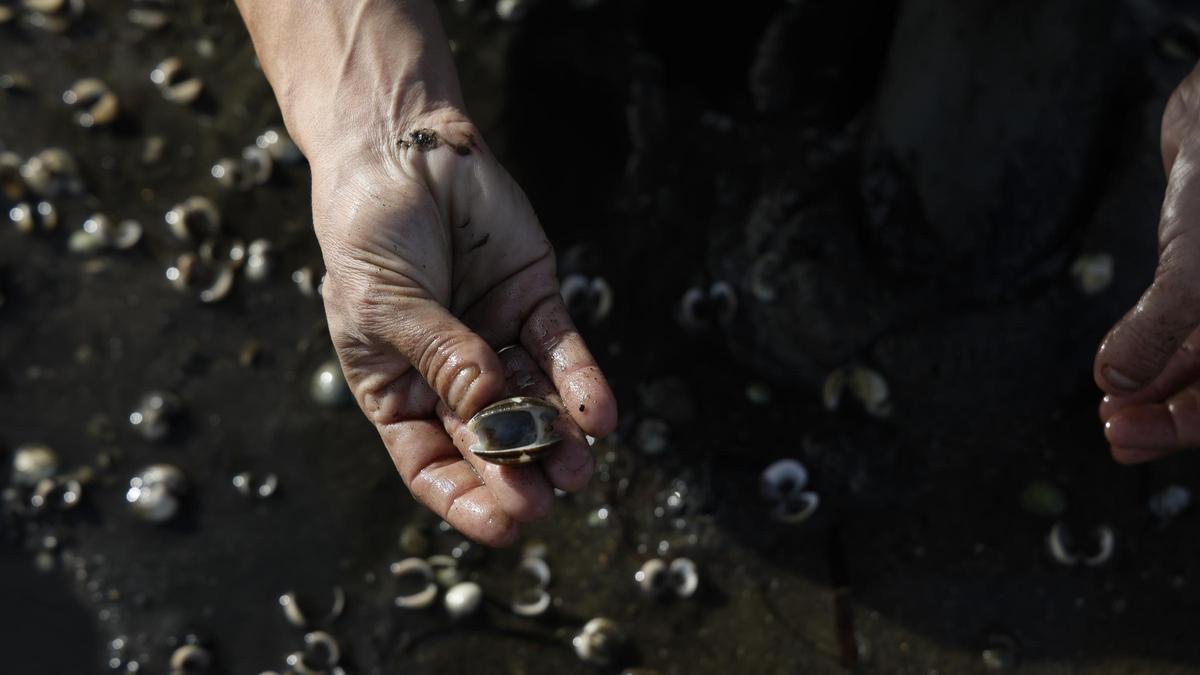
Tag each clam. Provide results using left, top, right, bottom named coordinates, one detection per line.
left=466, top=396, right=561, bottom=465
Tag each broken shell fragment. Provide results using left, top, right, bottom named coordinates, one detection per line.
left=466, top=396, right=561, bottom=465
left=62, top=78, right=119, bottom=128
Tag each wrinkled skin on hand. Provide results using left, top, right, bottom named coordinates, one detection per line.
left=1095, top=61, right=1200, bottom=464
left=311, top=112, right=617, bottom=545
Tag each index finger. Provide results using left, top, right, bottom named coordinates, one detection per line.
left=520, top=294, right=618, bottom=438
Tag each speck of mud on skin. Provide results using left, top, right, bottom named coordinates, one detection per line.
left=400, top=128, right=474, bottom=155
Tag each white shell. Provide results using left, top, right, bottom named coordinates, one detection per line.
left=444, top=581, right=483, bottom=619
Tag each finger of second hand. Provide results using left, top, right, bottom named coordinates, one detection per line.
left=437, top=400, right=556, bottom=524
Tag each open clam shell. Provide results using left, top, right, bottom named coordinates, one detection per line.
left=466, top=396, right=561, bottom=465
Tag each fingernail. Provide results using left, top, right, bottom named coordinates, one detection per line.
left=1102, top=365, right=1141, bottom=392
left=447, top=365, right=481, bottom=415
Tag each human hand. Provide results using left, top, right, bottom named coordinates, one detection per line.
left=311, top=111, right=617, bottom=545
left=1095, top=62, right=1200, bottom=463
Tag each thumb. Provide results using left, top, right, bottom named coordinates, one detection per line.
left=393, top=297, right=506, bottom=420
left=1095, top=149, right=1200, bottom=394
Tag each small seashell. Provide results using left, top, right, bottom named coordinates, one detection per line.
left=560, top=273, right=614, bottom=324
left=245, top=239, right=272, bottom=282
left=242, top=145, right=273, bottom=186
left=302, top=631, right=340, bottom=670
left=278, top=591, right=308, bottom=627
left=151, top=57, right=204, bottom=105
left=210, top=158, right=243, bottom=190
left=1070, top=253, right=1114, bottom=295
left=667, top=557, right=698, bottom=598
left=125, top=464, right=187, bottom=523
left=511, top=587, right=551, bottom=617
left=168, top=644, right=211, bottom=674
left=165, top=196, right=220, bottom=241
left=20, top=148, right=81, bottom=197
left=495, top=0, right=529, bottom=21
left=128, top=390, right=181, bottom=441
left=678, top=281, right=738, bottom=332
left=517, top=556, right=551, bottom=588
left=572, top=617, right=625, bottom=666
left=760, top=459, right=808, bottom=501
left=635, top=558, right=668, bottom=596
left=761, top=458, right=820, bottom=524
left=429, top=554, right=463, bottom=587
left=12, top=444, right=59, bottom=486
left=310, top=359, right=352, bottom=407
left=127, top=0, right=169, bottom=30
left=1046, top=522, right=1115, bottom=567
left=62, top=78, right=119, bottom=128
left=444, top=581, right=483, bottom=620
left=391, top=557, right=438, bottom=609
left=823, top=365, right=892, bottom=418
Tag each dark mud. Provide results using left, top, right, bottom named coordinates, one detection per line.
left=5, top=1, right=1200, bottom=674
